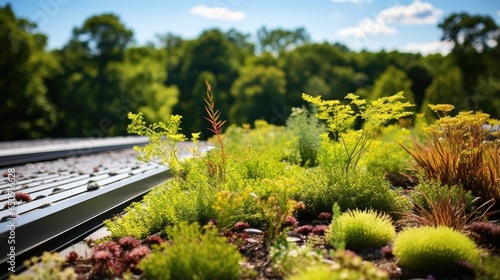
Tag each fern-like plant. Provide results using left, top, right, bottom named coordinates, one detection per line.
left=127, top=112, right=188, bottom=178
left=303, top=92, right=413, bottom=174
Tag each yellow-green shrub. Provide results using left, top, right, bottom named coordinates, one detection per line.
left=393, top=226, right=480, bottom=276
left=296, top=162, right=411, bottom=219
left=285, top=107, right=325, bottom=166
left=139, top=222, right=242, bottom=280
left=287, top=250, right=388, bottom=280
left=10, top=252, right=76, bottom=280
left=326, top=209, right=396, bottom=251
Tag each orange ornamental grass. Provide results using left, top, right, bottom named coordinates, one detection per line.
left=404, top=187, right=497, bottom=234
left=401, top=105, right=500, bottom=203
left=203, top=79, right=227, bottom=184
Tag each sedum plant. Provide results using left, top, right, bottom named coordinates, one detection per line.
left=256, top=186, right=305, bottom=246
left=104, top=180, right=200, bottom=239
left=10, top=252, right=76, bottom=280
left=326, top=208, right=396, bottom=251
left=270, top=235, right=323, bottom=277
left=303, top=91, right=413, bottom=174
left=139, top=222, right=242, bottom=280
left=287, top=250, right=389, bottom=280
left=212, top=189, right=257, bottom=231
left=393, top=226, right=480, bottom=276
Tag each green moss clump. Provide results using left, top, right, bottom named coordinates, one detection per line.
left=326, top=209, right=395, bottom=251
left=139, top=222, right=242, bottom=280
left=393, top=226, right=480, bottom=276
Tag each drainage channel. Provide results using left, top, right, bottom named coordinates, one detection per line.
left=0, top=140, right=211, bottom=278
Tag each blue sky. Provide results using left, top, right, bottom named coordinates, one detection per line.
left=2, top=0, right=500, bottom=55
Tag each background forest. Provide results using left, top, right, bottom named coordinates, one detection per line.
left=1, top=4, right=499, bottom=141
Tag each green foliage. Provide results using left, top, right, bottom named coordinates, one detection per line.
left=223, top=120, right=293, bottom=161
left=330, top=202, right=345, bottom=250
left=359, top=124, right=413, bottom=184
left=406, top=180, right=495, bottom=233
left=421, top=66, right=466, bottom=119
left=3, top=7, right=499, bottom=140
left=393, top=226, right=480, bottom=276
left=296, top=160, right=411, bottom=218
left=287, top=250, right=389, bottom=280
left=303, top=92, right=413, bottom=174
left=172, top=29, right=239, bottom=134
left=139, top=222, right=242, bottom=280
left=230, top=64, right=287, bottom=125
left=203, top=80, right=227, bottom=184
left=256, top=183, right=304, bottom=245
left=104, top=181, right=199, bottom=239
left=212, top=190, right=255, bottom=231
left=475, top=255, right=500, bottom=280
left=285, top=107, right=325, bottom=166
left=46, top=13, right=137, bottom=136
left=0, top=4, right=57, bottom=140
left=370, top=65, right=415, bottom=105
left=439, top=12, right=500, bottom=110
left=127, top=112, right=187, bottom=176
left=10, top=252, right=76, bottom=280
left=237, top=149, right=289, bottom=180
left=326, top=209, right=396, bottom=251
left=290, top=167, right=332, bottom=217
left=256, top=26, right=310, bottom=54
left=270, top=236, right=323, bottom=276
left=406, top=63, right=433, bottom=111
left=72, top=13, right=133, bottom=61
left=106, top=47, right=179, bottom=124
left=410, top=180, right=475, bottom=214
left=280, top=43, right=364, bottom=108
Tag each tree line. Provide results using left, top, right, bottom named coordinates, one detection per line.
left=1, top=4, right=499, bottom=140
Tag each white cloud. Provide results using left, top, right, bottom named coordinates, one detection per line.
left=378, top=0, right=442, bottom=25
left=338, top=18, right=397, bottom=37
left=338, top=0, right=441, bottom=38
left=497, top=10, right=500, bottom=17
left=400, top=41, right=453, bottom=55
left=331, top=0, right=371, bottom=3
left=189, top=5, right=245, bottom=21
